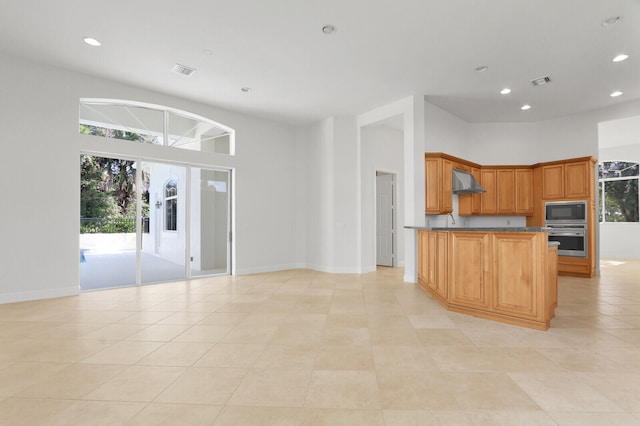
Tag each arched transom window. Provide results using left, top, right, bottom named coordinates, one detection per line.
left=79, top=99, right=235, bottom=155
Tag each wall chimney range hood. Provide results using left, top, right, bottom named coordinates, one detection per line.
left=452, top=169, right=486, bottom=194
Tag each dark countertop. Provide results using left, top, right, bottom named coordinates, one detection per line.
left=405, top=226, right=551, bottom=232
left=404, top=226, right=557, bottom=247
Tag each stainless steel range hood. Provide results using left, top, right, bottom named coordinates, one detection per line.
left=452, top=169, right=486, bottom=194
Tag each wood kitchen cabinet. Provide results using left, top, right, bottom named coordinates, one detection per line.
left=418, top=230, right=429, bottom=286
left=425, top=156, right=453, bottom=214
left=541, top=159, right=593, bottom=200
left=515, top=168, right=534, bottom=215
left=497, top=169, right=516, bottom=214
left=491, top=233, right=540, bottom=319
left=564, top=161, right=591, bottom=199
left=485, top=167, right=533, bottom=216
left=449, top=232, right=491, bottom=310
left=479, top=169, right=498, bottom=214
left=458, top=167, right=482, bottom=215
left=461, top=166, right=533, bottom=216
left=541, top=164, right=564, bottom=199
left=418, top=230, right=448, bottom=301
left=435, top=232, right=448, bottom=299
left=418, top=229, right=557, bottom=330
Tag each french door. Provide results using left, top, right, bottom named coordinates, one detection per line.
left=80, top=154, right=231, bottom=290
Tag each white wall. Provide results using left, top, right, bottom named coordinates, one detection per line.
left=424, top=101, right=469, bottom=156
left=298, top=116, right=361, bottom=274
left=599, top=115, right=640, bottom=149
left=361, top=125, right=405, bottom=267
left=332, top=117, right=359, bottom=272
left=300, top=119, right=334, bottom=272
left=536, top=100, right=640, bottom=163
left=467, top=123, right=538, bottom=165
left=0, top=52, right=299, bottom=303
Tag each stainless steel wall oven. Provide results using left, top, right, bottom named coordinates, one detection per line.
left=545, top=201, right=587, bottom=257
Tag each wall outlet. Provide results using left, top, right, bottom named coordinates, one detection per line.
left=507, top=220, right=511, bottom=225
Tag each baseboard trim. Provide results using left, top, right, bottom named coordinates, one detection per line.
left=235, top=263, right=305, bottom=275
left=0, top=285, right=80, bottom=305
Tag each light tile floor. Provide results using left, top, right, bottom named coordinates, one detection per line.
left=0, top=260, right=639, bottom=425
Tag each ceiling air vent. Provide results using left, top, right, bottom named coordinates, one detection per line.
left=530, top=76, right=551, bottom=86
left=171, top=63, right=196, bottom=77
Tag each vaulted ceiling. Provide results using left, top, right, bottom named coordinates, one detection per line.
left=1, top=0, right=638, bottom=125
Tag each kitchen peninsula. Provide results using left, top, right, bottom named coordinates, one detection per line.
left=409, top=226, right=558, bottom=331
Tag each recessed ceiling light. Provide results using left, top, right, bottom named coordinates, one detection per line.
left=83, top=37, right=101, bottom=47
left=202, top=49, right=213, bottom=56
left=500, top=88, right=511, bottom=95
left=612, top=54, right=629, bottom=62
left=241, top=87, right=252, bottom=93
left=322, top=25, right=336, bottom=35
left=610, top=91, right=623, bottom=97
left=602, top=16, right=622, bottom=27
left=521, top=104, right=531, bottom=111
left=474, top=65, right=488, bottom=73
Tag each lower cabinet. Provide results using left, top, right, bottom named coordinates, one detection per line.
left=418, top=230, right=448, bottom=301
left=491, top=233, right=540, bottom=319
left=449, top=232, right=491, bottom=309
left=417, top=230, right=557, bottom=330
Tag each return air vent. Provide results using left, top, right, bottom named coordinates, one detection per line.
left=171, top=63, right=196, bottom=77
left=530, top=75, right=551, bottom=86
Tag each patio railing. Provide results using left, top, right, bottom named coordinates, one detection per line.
left=81, top=217, right=150, bottom=234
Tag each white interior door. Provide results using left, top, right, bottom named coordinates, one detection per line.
left=376, top=172, right=395, bottom=266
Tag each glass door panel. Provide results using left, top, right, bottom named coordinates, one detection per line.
left=79, top=155, right=138, bottom=290
left=190, top=168, right=230, bottom=277
left=140, top=161, right=187, bottom=284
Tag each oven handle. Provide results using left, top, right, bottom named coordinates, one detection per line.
left=549, top=231, right=585, bottom=236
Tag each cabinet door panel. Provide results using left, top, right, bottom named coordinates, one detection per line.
left=564, top=161, right=589, bottom=199
left=480, top=169, right=497, bottom=214
left=427, top=231, right=437, bottom=291
left=450, top=233, right=491, bottom=309
left=542, top=164, right=564, bottom=199
left=425, top=158, right=441, bottom=213
left=492, top=234, right=539, bottom=318
left=443, top=160, right=453, bottom=212
left=471, top=168, right=482, bottom=214
left=458, top=168, right=481, bottom=216
left=435, top=232, right=448, bottom=298
left=515, top=168, right=534, bottom=215
left=497, top=169, right=516, bottom=214
left=418, top=231, right=429, bottom=288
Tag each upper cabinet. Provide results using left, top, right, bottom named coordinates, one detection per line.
left=496, top=169, right=516, bottom=214
left=425, top=153, right=594, bottom=216
left=541, top=158, right=595, bottom=200
left=479, top=168, right=498, bottom=214
left=515, top=168, right=534, bottom=215
left=425, top=155, right=453, bottom=214
left=478, top=167, right=532, bottom=216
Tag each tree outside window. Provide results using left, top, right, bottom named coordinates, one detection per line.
left=598, top=161, right=639, bottom=223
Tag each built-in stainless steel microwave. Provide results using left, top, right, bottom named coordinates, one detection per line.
left=545, top=201, right=587, bottom=224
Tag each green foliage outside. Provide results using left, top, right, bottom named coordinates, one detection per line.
left=598, top=161, right=639, bottom=223
left=80, top=128, right=151, bottom=233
